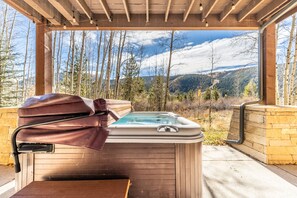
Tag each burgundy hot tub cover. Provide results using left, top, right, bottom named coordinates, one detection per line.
left=16, top=93, right=123, bottom=150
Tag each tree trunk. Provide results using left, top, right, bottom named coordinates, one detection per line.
left=289, top=23, right=297, bottom=105
left=22, top=21, right=31, bottom=100
left=115, top=31, right=127, bottom=98
left=94, top=31, right=103, bottom=98
left=65, top=31, right=73, bottom=93
left=105, top=31, right=114, bottom=99
left=70, top=31, right=76, bottom=93
left=56, top=32, right=64, bottom=93
left=76, top=31, right=86, bottom=95
left=164, top=30, right=175, bottom=110
left=98, top=32, right=109, bottom=96
left=52, top=31, right=57, bottom=91
left=284, top=14, right=296, bottom=105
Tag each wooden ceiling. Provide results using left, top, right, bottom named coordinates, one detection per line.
left=3, top=0, right=294, bottom=30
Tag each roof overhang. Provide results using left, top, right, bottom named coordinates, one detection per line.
left=3, top=0, right=297, bottom=31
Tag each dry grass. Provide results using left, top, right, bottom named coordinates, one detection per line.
left=133, top=97, right=250, bottom=146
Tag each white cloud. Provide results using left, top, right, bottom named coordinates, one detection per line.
left=141, top=33, right=258, bottom=75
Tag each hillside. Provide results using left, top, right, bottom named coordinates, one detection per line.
left=140, top=67, right=258, bottom=96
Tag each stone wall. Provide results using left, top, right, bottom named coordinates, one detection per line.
left=228, top=105, right=297, bottom=164
left=0, top=107, right=18, bottom=165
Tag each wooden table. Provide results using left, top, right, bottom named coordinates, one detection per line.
left=11, top=179, right=130, bottom=198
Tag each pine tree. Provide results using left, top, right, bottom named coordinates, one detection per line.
left=121, top=54, right=143, bottom=102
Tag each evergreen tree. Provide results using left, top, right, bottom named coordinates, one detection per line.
left=149, top=75, right=164, bottom=111
left=203, top=88, right=211, bottom=100
left=121, top=54, right=144, bottom=102
left=212, top=87, right=220, bottom=101
left=243, top=79, right=257, bottom=97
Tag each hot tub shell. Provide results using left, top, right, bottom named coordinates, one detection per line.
left=15, top=112, right=203, bottom=198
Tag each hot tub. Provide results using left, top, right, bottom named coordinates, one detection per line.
left=16, top=111, right=203, bottom=198
left=108, top=112, right=203, bottom=143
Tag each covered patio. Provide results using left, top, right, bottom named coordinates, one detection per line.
left=1, top=0, right=297, bottom=197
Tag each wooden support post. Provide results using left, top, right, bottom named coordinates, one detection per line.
left=35, top=23, right=52, bottom=95
left=262, top=23, right=276, bottom=105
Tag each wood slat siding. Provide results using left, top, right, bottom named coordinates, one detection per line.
left=16, top=143, right=202, bottom=197
left=15, top=153, right=34, bottom=191
left=34, top=143, right=176, bottom=198
left=176, top=143, right=202, bottom=198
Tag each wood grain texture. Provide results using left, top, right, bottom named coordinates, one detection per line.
left=176, top=143, right=202, bottom=198
left=12, top=180, right=130, bottom=198
left=16, top=142, right=202, bottom=197
left=34, top=143, right=176, bottom=198
left=262, top=23, right=276, bottom=105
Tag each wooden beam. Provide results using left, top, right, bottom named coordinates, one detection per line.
left=50, top=14, right=259, bottom=31
left=220, top=0, right=242, bottom=22
left=165, top=0, right=172, bottom=22
left=238, top=0, right=263, bottom=22
left=183, top=0, right=196, bottom=22
left=48, top=0, right=79, bottom=25
left=99, top=0, right=112, bottom=22
left=122, top=0, right=130, bottom=22
left=146, top=0, right=149, bottom=22
left=275, top=5, right=297, bottom=23
left=36, top=23, right=52, bottom=95
left=256, top=0, right=289, bottom=22
left=74, top=0, right=92, bottom=19
left=4, top=0, right=42, bottom=23
left=24, top=0, right=61, bottom=25
left=262, top=23, right=276, bottom=105
left=202, top=0, right=219, bottom=22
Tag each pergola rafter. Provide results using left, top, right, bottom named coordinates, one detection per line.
left=146, top=0, right=149, bottom=22
left=24, top=0, right=62, bottom=25
left=122, top=0, right=130, bottom=22
left=256, top=0, right=289, bottom=22
left=165, top=0, right=172, bottom=22
left=220, top=0, right=242, bottom=22
left=201, top=0, right=219, bottom=22
left=98, top=0, right=112, bottom=22
left=238, top=0, right=263, bottom=22
left=183, top=0, right=196, bottom=22
left=74, top=0, right=92, bottom=20
left=48, top=0, right=80, bottom=25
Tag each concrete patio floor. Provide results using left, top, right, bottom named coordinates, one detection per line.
left=203, top=145, right=297, bottom=198
left=1, top=145, right=297, bottom=198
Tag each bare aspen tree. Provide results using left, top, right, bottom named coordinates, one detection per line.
left=65, top=31, right=73, bottom=93
left=115, top=30, right=126, bottom=98
left=105, top=31, right=115, bottom=99
left=164, top=30, right=175, bottom=110
left=70, top=31, right=76, bottom=93
left=22, top=21, right=31, bottom=100
left=98, top=32, right=109, bottom=96
left=52, top=31, right=57, bottom=90
left=284, top=14, right=296, bottom=105
left=94, top=31, right=103, bottom=98
left=208, top=43, right=220, bottom=128
left=76, top=31, right=86, bottom=95
left=56, top=32, right=64, bottom=93
left=0, top=5, right=8, bottom=50
left=7, top=10, right=16, bottom=50
left=289, top=23, right=297, bottom=104
left=25, top=46, right=33, bottom=98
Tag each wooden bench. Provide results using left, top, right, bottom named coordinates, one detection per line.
left=11, top=179, right=130, bottom=198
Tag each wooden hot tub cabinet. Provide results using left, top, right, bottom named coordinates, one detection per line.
left=16, top=142, right=202, bottom=198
